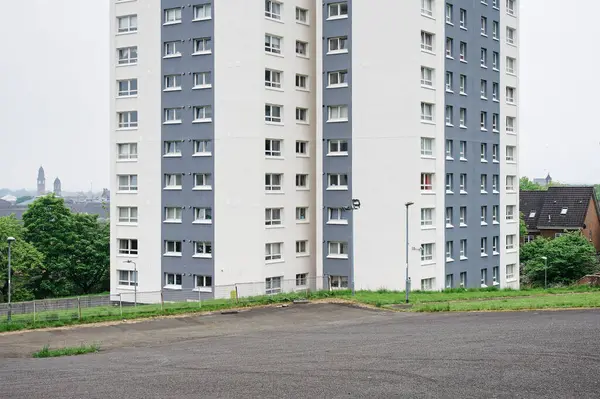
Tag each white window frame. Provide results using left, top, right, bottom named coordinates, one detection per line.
left=118, top=175, right=138, bottom=192
left=506, top=235, right=516, bottom=251
left=194, top=275, right=213, bottom=291
left=117, top=15, right=138, bottom=34
left=506, top=264, right=516, bottom=282
left=164, top=240, right=182, bottom=256
left=265, top=139, right=282, bottom=157
left=446, top=241, right=454, bottom=261
left=296, top=74, right=308, bottom=90
left=421, top=278, right=435, bottom=291
left=265, top=0, right=282, bottom=20
left=506, top=116, right=516, bottom=133
left=117, top=207, right=138, bottom=224
left=295, top=174, right=309, bottom=189
left=194, top=241, right=213, bottom=258
left=296, top=207, right=308, bottom=222
left=193, top=3, right=212, bottom=21
left=193, top=106, right=213, bottom=122
left=117, top=46, right=138, bottom=65
left=296, top=241, right=309, bottom=256
left=193, top=173, right=212, bottom=190
left=330, top=275, right=349, bottom=289
left=421, top=208, right=434, bottom=227
left=296, top=273, right=308, bottom=286
left=328, top=241, right=349, bottom=259
left=506, top=27, right=516, bottom=45
left=164, top=173, right=182, bottom=190
left=164, top=8, right=182, bottom=24
left=118, top=111, right=138, bottom=129
left=193, top=37, right=212, bottom=55
left=296, top=107, right=309, bottom=123
left=164, top=141, right=182, bottom=157
left=193, top=207, right=212, bottom=224
left=265, top=173, right=283, bottom=191
left=421, top=173, right=434, bottom=192
left=117, top=143, right=138, bottom=160
left=327, top=173, right=348, bottom=190
left=193, top=72, right=212, bottom=89
left=506, top=146, right=516, bottom=162
left=296, top=40, right=308, bottom=57
left=421, top=137, right=434, bottom=157
left=506, top=176, right=516, bottom=192
left=265, top=34, right=282, bottom=54
left=296, top=140, right=308, bottom=156
left=265, top=243, right=283, bottom=262
left=265, top=104, right=283, bottom=123
left=481, top=237, right=488, bottom=257
left=328, top=2, right=348, bottom=19
left=164, top=207, right=182, bottom=223
left=459, top=41, right=467, bottom=61
left=327, top=208, right=348, bottom=225
left=193, top=140, right=211, bottom=156
left=421, top=31, right=434, bottom=52
left=164, top=273, right=182, bottom=288
left=265, top=208, right=283, bottom=226
left=506, top=205, right=516, bottom=221
left=460, top=240, right=467, bottom=259
left=327, top=105, right=349, bottom=122
left=117, top=79, right=138, bottom=97
left=265, top=276, right=283, bottom=294
left=459, top=206, right=467, bottom=227
left=328, top=36, right=348, bottom=54
left=421, top=243, right=434, bottom=263
left=506, top=57, right=516, bottom=75
left=459, top=173, right=467, bottom=193
left=421, top=102, right=434, bottom=122
left=328, top=139, right=348, bottom=156
left=163, top=41, right=181, bottom=58
left=164, top=108, right=182, bottom=124
left=421, top=67, right=434, bottom=87
left=421, top=0, right=433, bottom=17
left=296, top=7, right=308, bottom=24
left=506, top=87, right=516, bottom=104
left=507, top=0, right=516, bottom=16
left=118, top=270, right=138, bottom=286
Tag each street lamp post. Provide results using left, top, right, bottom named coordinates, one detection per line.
left=405, top=202, right=414, bottom=304
left=343, top=199, right=361, bottom=296
left=6, top=237, right=15, bottom=322
left=125, top=260, right=137, bottom=306
left=540, top=256, right=548, bottom=290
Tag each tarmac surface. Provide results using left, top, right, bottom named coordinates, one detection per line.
left=1, top=304, right=600, bottom=398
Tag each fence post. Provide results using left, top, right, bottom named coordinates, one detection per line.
left=235, top=285, right=239, bottom=303
left=160, top=291, right=164, bottom=312
left=33, top=300, right=36, bottom=324
left=77, top=297, right=82, bottom=320
left=119, top=294, right=123, bottom=318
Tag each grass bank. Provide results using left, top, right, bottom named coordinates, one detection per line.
left=32, top=343, right=100, bottom=358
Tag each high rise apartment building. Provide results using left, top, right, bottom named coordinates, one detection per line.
left=110, top=0, right=520, bottom=298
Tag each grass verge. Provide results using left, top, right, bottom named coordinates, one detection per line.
left=32, top=343, right=100, bottom=358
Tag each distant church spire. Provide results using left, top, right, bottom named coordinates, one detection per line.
left=53, top=177, right=62, bottom=197
left=37, top=166, right=46, bottom=196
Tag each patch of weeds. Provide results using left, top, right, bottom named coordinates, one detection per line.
left=33, top=343, right=101, bottom=358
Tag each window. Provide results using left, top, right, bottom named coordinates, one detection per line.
left=446, top=173, right=454, bottom=193
left=446, top=274, right=454, bottom=289
left=421, top=173, right=433, bottom=191
left=493, top=144, right=500, bottom=162
left=493, top=0, right=499, bottom=8
left=193, top=4, right=212, bottom=20
left=164, top=173, right=182, bottom=189
left=481, top=174, right=488, bottom=193
left=446, top=207, right=453, bottom=227
left=164, top=240, right=182, bottom=256
left=193, top=207, right=212, bottom=223
left=506, top=57, right=516, bottom=74
left=492, top=236, right=499, bottom=254
left=529, top=210, right=536, bottom=218
left=460, top=272, right=467, bottom=287
left=117, top=79, right=138, bottom=97
left=296, top=241, right=308, bottom=256
left=459, top=74, right=467, bottom=94
left=296, top=108, right=308, bottom=123
left=421, top=67, right=434, bottom=87
left=164, top=141, right=182, bottom=157
left=191, top=72, right=212, bottom=89
left=506, top=27, right=516, bottom=45
left=328, top=70, right=348, bottom=87
left=265, top=243, right=283, bottom=261
left=118, top=239, right=138, bottom=256
left=164, top=41, right=181, bottom=57
left=481, top=206, right=488, bottom=225
left=561, top=207, right=568, bottom=215
left=328, top=241, right=349, bottom=258
left=460, top=206, right=467, bottom=226
left=459, top=108, right=467, bottom=127
left=481, top=143, right=487, bottom=162
left=296, top=40, right=308, bottom=57
left=493, top=21, right=499, bottom=39
left=506, top=264, right=516, bottom=281
left=117, top=15, right=138, bottom=33
left=446, top=3, right=453, bottom=23
left=265, top=104, right=283, bottom=123
left=118, top=175, right=138, bottom=192
left=480, top=79, right=488, bottom=99
left=459, top=141, right=467, bottom=160
left=265, top=34, right=282, bottom=54
left=194, top=241, right=212, bottom=257
left=480, top=48, right=487, bottom=67
left=265, top=276, right=282, bottom=294
left=492, top=52, right=499, bottom=70
left=265, top=0, right=282, bottom=20
left=491, top=84, right=499, bottom=103
left=506, top=116, right=516, bottom=133
left=421, top=102, right=434, bottom=122
left=118, top=207, right=138, bottom=224
left=328, top=173, right=348, bottom=189
left=296, top=141, right=308, bottom=156
left=328, top=139, right=348, bottom=155
left=265, top=139, right=282, bottom=157
left=421, top=243, right=434, bottom=263
left=265, top=69, right=282, bottom=89
left=446, top=139, right=453, bottom=159
left=330, top=276, right=349, bottom=289
left=164, top=207, right=182, bottom=223
left=193, top=37, right=212, bottom=54
left=480, top=111, right=487, bottom=130
left=481, top=238, right=488, bottom=256
left=507, top=0, right=515, bottom=15
left=327, top=105, right=348, bottom=122
left=295, top=174, right=308, bottom=189
left=481, top=16, right=487, bottom=35
left=421, top=31, right=434, bottom=52
left=481, top=269, right=488, bottom=286
left=506, top=175, right=516, bottom=191
left=421, top=208, right=434, bottom=227
left=118, top=270, right=137, bottom=287
left=265, top=174, right=283, bottom=191
left=506, top=235, right=516, bottom=251
left=164, top=108, right=182, bottom=123
left=328, top=208, right=348, bottom=224
left=421, top=278, right=435, bottom=291
left=118, top=111, right=138, bottom=128
left=296, top=273, right=308, bottom=286
left=164, top=8, right=182, bottom=24
left=446, top=241, right=454, bottom=261
left=506, top=205, right=516, bottom=221
left=421, top=137, right=434, bottom=157
left=193, top=106, right=212, bottom=122
left=459, top=173, right=467, bottom=193
left=296, top=7, right=308, bottom=23
left=296, top=74, right=308, bottom=90
left=422, top=0, right=434, bottom=16
left=459, top=8, right=467, bottom=28
left=493, top=206, right=499, bottom=223
left=193, top=173, right=211, bottom=189
left=506, top=87, right=516, bottom=104
left=165, top=273, right=182, bottom=288
left=117, top=143, right=138, bottom=160
left=328, top=2, right=348, bottom=19
left=328, top=36, right=348, bottom=53
left=460, top=240, right=467, bottom=259
left=445, top=105, right=454, bottom=126
left=195, top=275, right=213, bottom=290
left=117, top=46, right=138, bottom=64
left=446, top=37, right=454, bottom=58
left=445, top=71, right=453, bottom=92
left=506, top=146, right=516, bottom=162
left=194, top=140, right=211, bottom=155
left=492, top=175, right=499, bottom=193
left=459, top=42, right=467, bottom=61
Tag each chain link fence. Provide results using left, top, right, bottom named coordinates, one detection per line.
left=0, top=276, right=336, bottom=328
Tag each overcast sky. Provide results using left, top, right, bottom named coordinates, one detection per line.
left=0, top=0, right=595, bottom=191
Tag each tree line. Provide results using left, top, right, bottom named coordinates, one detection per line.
left=0, top=195, right=109, bottom=302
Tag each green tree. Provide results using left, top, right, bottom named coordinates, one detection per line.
left=0, top=216, right=44, bottom=302
left=520, top=176, right=545, bottom=191
left=15, top=196, right=33, bottom=204
left=22, top=195, right=75, bottom=298
left=519, top=212, right=528, bottom=239
left=521, top=232, right=599, bottom=287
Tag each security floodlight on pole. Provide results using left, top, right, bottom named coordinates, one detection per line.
left=540, top=256, right=548, bottom=290
left=6, top=237, right=15, bottom=322
left=125, top=260, right=137, bottom=306
left=404, top=202, right=414, bottom=304
left=343, top=199, right=361, bottom=296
